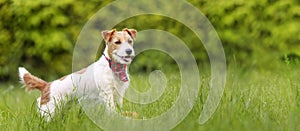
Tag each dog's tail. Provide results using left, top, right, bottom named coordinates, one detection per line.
left=18, top=67, right=48, bottom=92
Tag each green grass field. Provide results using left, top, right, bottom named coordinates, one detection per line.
left=0, top=63, right=300, bottom=131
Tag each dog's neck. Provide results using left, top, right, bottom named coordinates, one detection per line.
left=103, top=48, right=129, bottom=82
left=103, top=47, right=111, bottom=59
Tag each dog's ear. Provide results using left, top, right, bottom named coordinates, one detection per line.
left=123, top=28, right=137, bottom=41
left=102, top=29, right=116, bottom=43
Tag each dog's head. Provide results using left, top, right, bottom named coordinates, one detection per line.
left=102, top=28, right=137, bottom=65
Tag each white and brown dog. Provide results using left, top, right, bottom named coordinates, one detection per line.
left=18, top=28, right=137, bottom=120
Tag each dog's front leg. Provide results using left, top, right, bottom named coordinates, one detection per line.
left=117, top=89, right=125, bottom=108
left=115, top=82, right=129, bottom=108
left=101, top=87, right=116, bottom=111
left=107, top=93, right=116, bottom=111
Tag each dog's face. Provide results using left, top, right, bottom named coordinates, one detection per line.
left=102, top=28, right=137, bottom=64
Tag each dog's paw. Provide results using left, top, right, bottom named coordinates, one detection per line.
left=122, top=111, right=138, bottom=118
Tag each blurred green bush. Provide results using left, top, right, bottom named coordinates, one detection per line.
left=190, top=0, right=300, bottom=66
left=0, top=0, right=299, bottom=81
left=0, top=0, right=113, bottom=81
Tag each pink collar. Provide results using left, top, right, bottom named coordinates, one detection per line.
left=104, top=55, right=128, bottom=82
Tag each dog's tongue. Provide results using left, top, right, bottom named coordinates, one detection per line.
left=124, top=57, right=131, bottom=62
left=123, top=56, right=132, bottom=62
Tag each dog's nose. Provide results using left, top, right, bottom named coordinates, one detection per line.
left=125, top=49, right=132, bottom=55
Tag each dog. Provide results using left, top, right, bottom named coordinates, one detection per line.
left=18, top=28, right=137, bottom=120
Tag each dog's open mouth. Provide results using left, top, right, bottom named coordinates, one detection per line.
left=117, top=55, right=134, bottom=62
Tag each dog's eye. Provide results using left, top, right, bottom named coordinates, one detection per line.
left=128, top=40, right=133, bottom=44
left=115, top=41, right=121, bottom=44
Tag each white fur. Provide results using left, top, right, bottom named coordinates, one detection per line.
left=19, top=29, right=137, bottom=121
left=18, top=67, right=29, bottom=84
left=19, top=47, right=130, bottom=121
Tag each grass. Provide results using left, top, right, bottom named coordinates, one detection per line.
left=0, top=63, right=300, bottom=131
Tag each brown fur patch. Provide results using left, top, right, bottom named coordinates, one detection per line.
left=59, top=75, right=67, bottom=81
left=59, top=68, right=86, bottom=81
left=122, top=28, right=137, bottom=40
left=23, top=73, right=50, bottom=105
left=102, top=29, right=116, bottom=43
left=23, top=73, right=47, bottom=91
left=107, top=42, right=118, bottom=59
left=40, top=83, right=51, bottom=105
left=105, top=30, right=135, bottom=59
left=76, top=68, right=86, bottom=74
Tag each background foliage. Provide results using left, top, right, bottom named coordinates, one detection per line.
left=1, top=1, right=300, bottom=130
left=0, top=0, right=299, bottom=82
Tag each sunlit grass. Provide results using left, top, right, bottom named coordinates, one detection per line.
left=0, top=64, right=300, bottom=131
